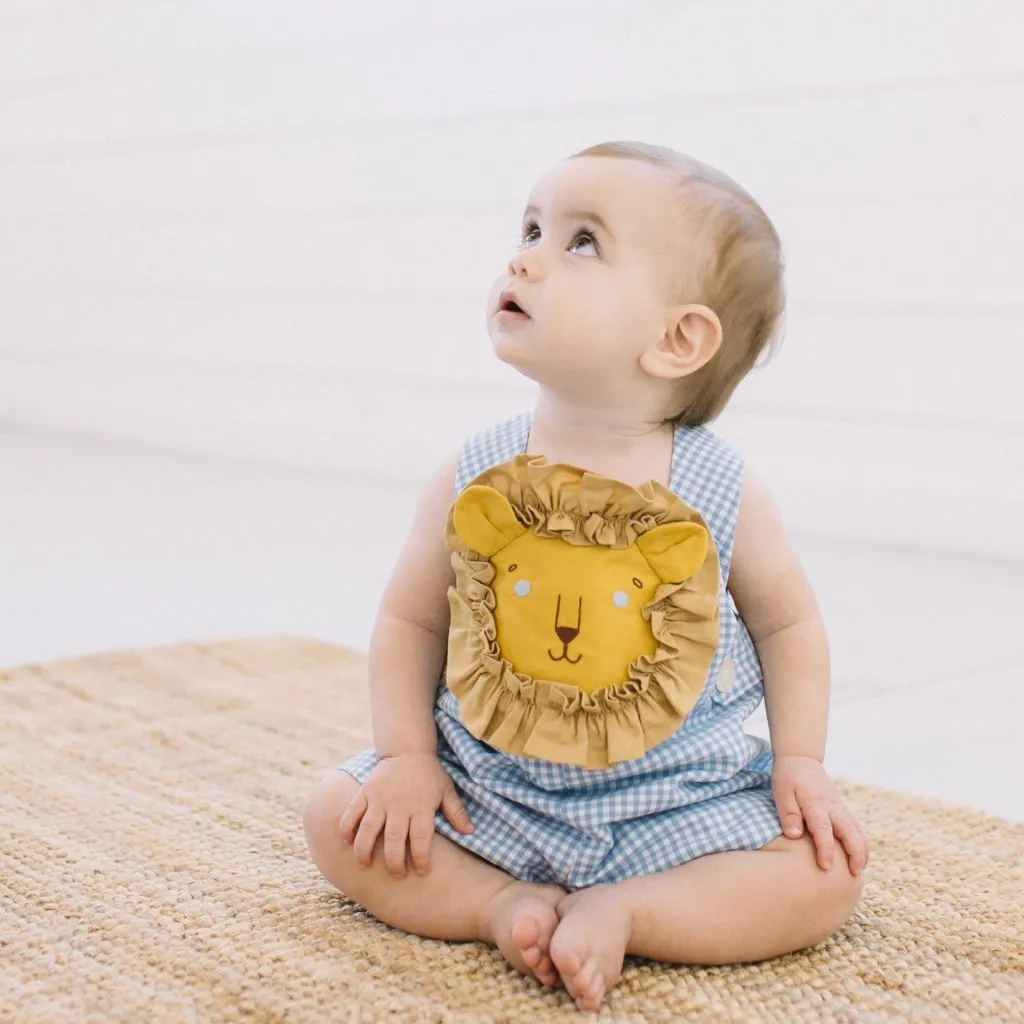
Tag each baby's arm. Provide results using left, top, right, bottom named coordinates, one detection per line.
left=336, top=451, right=479, bottom=879
left=368, top=451, right=460, bottom=757
left=729, top=467, right=871, bottom=873
left=728, top=467, right=830, bottom=762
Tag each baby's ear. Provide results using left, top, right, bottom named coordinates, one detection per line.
left=635, top=522, right=709, bottom=583
left=451, top=485, right=527, bottom=556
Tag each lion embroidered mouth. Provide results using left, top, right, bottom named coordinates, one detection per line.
left=548, top=643, right=582, bottom=664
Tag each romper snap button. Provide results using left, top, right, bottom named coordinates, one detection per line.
left=716, top=657, right=736, bottom=693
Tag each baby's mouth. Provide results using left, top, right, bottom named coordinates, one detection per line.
left=497, top=297, right=531, bottom=322
left=497, top=307, right=531, bottom=325
left=497, top=286, right=531, bottom=320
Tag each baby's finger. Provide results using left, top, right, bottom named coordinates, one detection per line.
left=857, top=821, right=870, bottom=867
left=408, top=812, right=435, bottom=876
left=833, top=815, right=867, bottom=875
left=774, top=785, right=804, bottom=839
left=338, top=790, right=368, bottom=845
left=352, top=804, right=386, bottom=868
left=383, top=813, right=411, bottom=878
left=804, top=808, right=836, bottom=870
left=441, top=786, right=474, bottom=834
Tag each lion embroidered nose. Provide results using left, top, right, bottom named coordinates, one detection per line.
left=553, top=594, right=583, bottom=644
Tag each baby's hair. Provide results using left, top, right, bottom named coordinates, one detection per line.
left=570, top=141, right=786, bottom=426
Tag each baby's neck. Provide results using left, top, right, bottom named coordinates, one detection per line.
left=525, top=397, right=676, bottom=489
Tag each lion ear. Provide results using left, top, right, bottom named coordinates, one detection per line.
left=451, top=485, right=528, bottom=556
left=635, top=521, right=710, bottom=583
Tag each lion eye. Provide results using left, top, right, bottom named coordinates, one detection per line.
left=612, top=590, right=629, bottom=607
left=514, top=579, right=531, bottom=597
left=508, top=563, right=518, bottom=572
left=632, top=577, right=643, bottom=589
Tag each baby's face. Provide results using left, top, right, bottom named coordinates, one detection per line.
left=487, top=156, right=692, bottom=393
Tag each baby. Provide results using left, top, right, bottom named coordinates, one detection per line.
left=304, top=141, right=870, bottom=1013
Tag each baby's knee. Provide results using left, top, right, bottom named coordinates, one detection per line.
left=303, top=770, right=361, bottom=870
left=810, top=841, right=867, bottom=942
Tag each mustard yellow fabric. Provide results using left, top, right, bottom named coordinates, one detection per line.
left=445, top=454, right=721, bottom=769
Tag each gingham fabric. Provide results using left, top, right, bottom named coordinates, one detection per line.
left=339, top=411, right=783, bottom=890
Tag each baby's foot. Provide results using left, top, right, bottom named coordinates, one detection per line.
left=480, top=881, right=566, bottom=988
left=549, top=884, right=633, bottom=1011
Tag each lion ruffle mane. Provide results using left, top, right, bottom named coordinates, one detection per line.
left=444, top=454, right=721, bottom=769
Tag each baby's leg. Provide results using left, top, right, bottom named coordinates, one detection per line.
left=550, top=833, right=867, bottom=1011
left=303, top=770, right=568, bottom=987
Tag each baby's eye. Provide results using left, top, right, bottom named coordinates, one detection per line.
left=568, top=230, right=598, bottom=256
left=517, top=222, right=540, bottom=249
left=517, top=221, right=599, bottom=256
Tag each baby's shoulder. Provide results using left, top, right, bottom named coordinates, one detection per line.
left=674, top=421, right=744, bottom=464
left=454, top=411, right=532, bottom=489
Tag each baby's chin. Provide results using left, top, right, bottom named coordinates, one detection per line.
left=489, top=330, right=614, bottom=392
left=490, top=321, right=555, bottom=371
left=490, top=340, right=542, bottom=385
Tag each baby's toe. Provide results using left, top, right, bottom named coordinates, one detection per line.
left=519, top=942, right=542, bottom=970
left=574, top=957, right=604, bottom=1009
left=535, top=960, right=560, bottom=987
left=576, top=956, right=600, bottom=990
left=550, top=940, right=581, bottom=979
left=510, top=905, right=561, bottom=986
left=511, top=913, right=542, bottom=954
left=576, top=984, right=605, bottom=1012
left=533, top=946, right=562, bottom=986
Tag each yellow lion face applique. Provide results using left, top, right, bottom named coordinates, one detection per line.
left=452, top=484, right=708, bottom=694
left=444, top=455, right=722, bottom=770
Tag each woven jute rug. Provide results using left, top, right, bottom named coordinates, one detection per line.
left=1, top=637, right=1021, bottom=1023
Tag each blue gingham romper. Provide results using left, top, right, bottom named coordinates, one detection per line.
left=339, top=410, right=784, bottom=890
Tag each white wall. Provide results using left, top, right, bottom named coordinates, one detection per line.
left=1, top=0, right=1022, bottom=558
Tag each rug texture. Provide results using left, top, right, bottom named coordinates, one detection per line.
left=1, top=636, right=1021, bottom=1023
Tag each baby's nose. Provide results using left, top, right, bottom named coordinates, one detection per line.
left=508, top=243, right=545, bottom=279
left=508, top=252, right=528, bottom=277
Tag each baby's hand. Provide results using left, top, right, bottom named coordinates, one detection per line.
left=771, top=754, right=870, bottom=876
left=338, top=752, right=474, bottom=878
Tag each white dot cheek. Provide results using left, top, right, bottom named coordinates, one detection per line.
left=612, top=590, right=629, bottom=607
left=514, top=579, right=532, bottom=597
